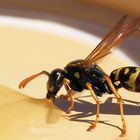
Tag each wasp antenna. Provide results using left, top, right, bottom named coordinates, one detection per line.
left=19, top=70, right=50, bottom=89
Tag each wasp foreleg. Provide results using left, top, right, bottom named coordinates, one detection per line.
left=62, top=78, right=74, bottom=114
left=85, top=82, right=101, bottom=131
left=104, top=75, right=126, bottom=137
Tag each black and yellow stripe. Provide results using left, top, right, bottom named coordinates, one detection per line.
left=110, top=67, right=140, bottom=92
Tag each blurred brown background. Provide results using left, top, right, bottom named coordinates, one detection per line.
left=0, top=0, right=139, bottom=32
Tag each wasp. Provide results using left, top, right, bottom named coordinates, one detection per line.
left=19, top=15, right=140, bottom=136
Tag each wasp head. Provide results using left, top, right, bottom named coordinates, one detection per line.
left=46, top=68, right=65, bottom=101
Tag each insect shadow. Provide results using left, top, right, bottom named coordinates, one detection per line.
left=55, top=96, right=140, bottom=130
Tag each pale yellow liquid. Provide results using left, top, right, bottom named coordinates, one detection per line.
left=0, top=26, right=140, bottom=140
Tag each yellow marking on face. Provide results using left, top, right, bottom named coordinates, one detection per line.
left=56, top=73, right=61, bottom=81
left=124, top=68, right=129, bottom=75
left=74, top=72, right=80, bottom=79
left=125, top=68, right=140, bottom=91
left=48, top=85, right=54, bottom=92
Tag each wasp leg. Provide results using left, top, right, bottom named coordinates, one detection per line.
left=63, top=78, right=74, bottom=114
left=19, top=70, right=49, bottom=89
left=85, top=82, right=101, bottom=131
left=59, top=94, right=69, bottom=100
left=104, top=75, right=126, bottom=137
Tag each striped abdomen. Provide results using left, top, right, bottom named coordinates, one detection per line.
left=110, top=67, right=140, bottom=92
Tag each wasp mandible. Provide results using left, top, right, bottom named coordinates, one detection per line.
left=19, top=15, right=140, bottom=136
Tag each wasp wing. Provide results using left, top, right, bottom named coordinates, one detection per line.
left=80, top=15, right=140, bottom=67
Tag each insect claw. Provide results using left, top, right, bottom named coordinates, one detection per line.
left=66, top=107, right=74, bottom=114
left=87, top=123, right=96, bottom=131
left=66, top=110, right=70, bottom=114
